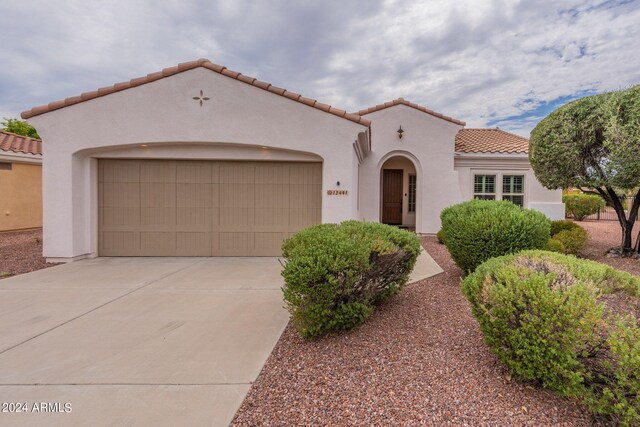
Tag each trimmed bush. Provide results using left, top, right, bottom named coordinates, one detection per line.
left=463, top=251, right=640, bottom=424
left=549, top=220, right=588, bottom=255
left=546, top=238, right=566, bottom=253
left=281, top=221, right=421, bottom=340
left=563, top=194, right=606, bottom=221
left=436, top=229, right=445, bottom=244
left=440, top=199, right=551, bottom=273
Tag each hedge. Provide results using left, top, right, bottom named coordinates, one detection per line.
left=281, top=221, right=421, bottom=340
left=440, top=199, right=550, bottom=273
left=547, top=220, right=588, bottom=255
left=463, top=251, right=640, bottom=425
left=563, top=194, right=606, bottom=221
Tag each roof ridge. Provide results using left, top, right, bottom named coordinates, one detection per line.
left=21, top=59, right=371, bottom=127
left=354, top=98, right=465, bottom=126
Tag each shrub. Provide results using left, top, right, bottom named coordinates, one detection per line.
left=281, top=221, right=421, bottom=340
left=440, top=199, right=551, bottom=273
left=550, top=219, right=582, bottom=236
left=462, top=251, right=640, bottom=424
left=436, top=229, right=445, bottom=244
left=546, top=238, right=565, bottom=253
left=563, top=194, right=606, bottom=221
left=549, top=220, right=588, bottom=255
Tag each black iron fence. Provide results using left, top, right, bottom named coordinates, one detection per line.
left=570, top=196, right=638, bottom=221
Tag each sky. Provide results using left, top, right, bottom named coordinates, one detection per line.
left=1, top=0, right=639, bottom=137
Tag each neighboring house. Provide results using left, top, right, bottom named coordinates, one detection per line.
left=0, top=130, right=42, bottom=232
left=22, top=59, right=563, bottom=262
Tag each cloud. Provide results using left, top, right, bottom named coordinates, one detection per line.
left=1, top=0, right=639, bottom=136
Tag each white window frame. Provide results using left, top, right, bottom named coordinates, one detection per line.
left=471, top=170, right=528, bottom=207
left=502, top=175, right=525, bottom=207
left=473, top=174, right=496, bottom=200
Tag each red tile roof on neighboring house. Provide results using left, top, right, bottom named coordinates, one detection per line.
left=0, top=130, right=42, bottom=155
left=455, top=128, right=529, bottom=154
left=21, top=59, right=371, bottom=127
left=355, top=98, right=466, bottom=126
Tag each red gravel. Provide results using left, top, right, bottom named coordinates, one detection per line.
left=0, top=229, right=57, bottom=279
left=579, top=220, right=640, bottom=276
left=232, top=237, right=592, bottom=426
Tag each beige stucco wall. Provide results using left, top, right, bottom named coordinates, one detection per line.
left=454, top=154, right=565, bottom=220
left=358, top=104, right=464, bottom=234
left=0, top=162, right=42, bottom=231
left=28, top=67, right=367, bottom=261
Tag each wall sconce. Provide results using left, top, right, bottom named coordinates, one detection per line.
left=397, top=126, right=404, bottom=139
left=336, top=181, right=340, bottom=186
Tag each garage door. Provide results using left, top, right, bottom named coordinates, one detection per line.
left=98, top=159, right=322, bottom=256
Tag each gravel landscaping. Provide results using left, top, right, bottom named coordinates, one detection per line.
left=232, top=236, right=593, bottom=426
left=579, top=220, right=640, bottom=276
left=0, top=229, right=57, bottom=279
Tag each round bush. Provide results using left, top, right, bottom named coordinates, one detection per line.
left=463, top=251, right=640, bottom=424
left=549, top=220, right=588, bottom=255
left=546, top=238, right=566, bottom=253
left=281, top=221, right=421, bottom=340
left=563, top=194, right=605, bottom=221
left=436, top=229, right=445, bottom=244
left=440, top=199, right=551, bottom=273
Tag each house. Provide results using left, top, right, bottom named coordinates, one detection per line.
left=0, top=130, right=42, bottom=232
left=22, top=59, right=563, bottom=261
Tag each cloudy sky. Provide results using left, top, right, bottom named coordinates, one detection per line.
left=1, top=0, right=639, bottom=136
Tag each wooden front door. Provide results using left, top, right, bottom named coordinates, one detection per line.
left=382, top=169, right=403, bottom=225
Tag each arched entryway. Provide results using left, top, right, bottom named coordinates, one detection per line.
left=379, top=154, right=419, bottom=230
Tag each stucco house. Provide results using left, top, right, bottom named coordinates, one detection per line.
left=22, top=59, right=563, bottom=262
left=0, top=130, right=42, bottom=232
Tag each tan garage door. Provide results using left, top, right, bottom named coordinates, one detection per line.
left=98, top=159, right=322, bottom=256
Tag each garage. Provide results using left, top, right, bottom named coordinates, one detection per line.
left=98, top=159, right=322, bottom=256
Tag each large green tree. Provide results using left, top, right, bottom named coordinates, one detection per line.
left=529, top=85, right=640, bottom=254
left=1, top=117, right=40, bottom=139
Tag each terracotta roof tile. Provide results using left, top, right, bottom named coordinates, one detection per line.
left=455, top=128, right=529, bottom=154
left=355, top=98, right=465, bottom=126
left=21, top=58, right=371, bottom=127
left=0, top=130, right=42, bottom=155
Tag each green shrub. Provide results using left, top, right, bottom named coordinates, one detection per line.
left=436, top=229, right=445, bottom=244
left=440, top=199, right=551, bottom=273
left=546, top=238, right=566, bottom=253
left=462, top=251, right=640, bottom=424
left=549, top=220, right=588, bottom=255
left=563, top=194, right=606, bottom=221
left=281, top=221, right=421, bottom=340
left=550, top=219, right=582, bottom=236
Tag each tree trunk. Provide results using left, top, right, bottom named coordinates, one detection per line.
left=596, top=187, right=640, bottom=254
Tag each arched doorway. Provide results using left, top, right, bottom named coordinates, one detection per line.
left=379, top=155, right=418, bottom=230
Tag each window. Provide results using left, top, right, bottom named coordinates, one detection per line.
left=502, top=175, right=525, bottom=207
left=408, top=174, right=416, bottom=212
left=474, top=175, right=496, bottom=200
left=0, top=162, right=12, bottom=170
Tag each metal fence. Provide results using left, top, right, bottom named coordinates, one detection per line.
left=570, top=196, right=638, bottom=221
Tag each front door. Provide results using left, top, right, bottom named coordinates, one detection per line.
left=382, top=169, right=403, bottom=225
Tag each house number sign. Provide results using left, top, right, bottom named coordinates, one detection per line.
left=327, top=190, right=348, bottom=195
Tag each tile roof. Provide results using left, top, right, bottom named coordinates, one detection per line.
left=455, top=128, right=529, bottom=154
left=21, top=59, right=371, bottom=127
left=0, top=130, right=42, bottom=155
left=354, top=98, right=465, bottom=126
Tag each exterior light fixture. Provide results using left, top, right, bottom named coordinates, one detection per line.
left=397, top=126, right=404, bottom=139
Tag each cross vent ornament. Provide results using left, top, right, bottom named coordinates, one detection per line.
left=192, top=90, right=210, bottom=106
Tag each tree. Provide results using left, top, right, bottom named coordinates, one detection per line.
left=1, top=117, right=40, bottom=139
left=529, top=85, right=640, bottom=255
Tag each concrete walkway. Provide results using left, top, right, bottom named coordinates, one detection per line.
left=0, top=257, right=289, bottom=427
left=0, top=249, right=443, bottom=427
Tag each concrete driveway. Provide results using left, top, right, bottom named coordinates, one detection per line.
left=0, top=257, right=289, bottom=427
